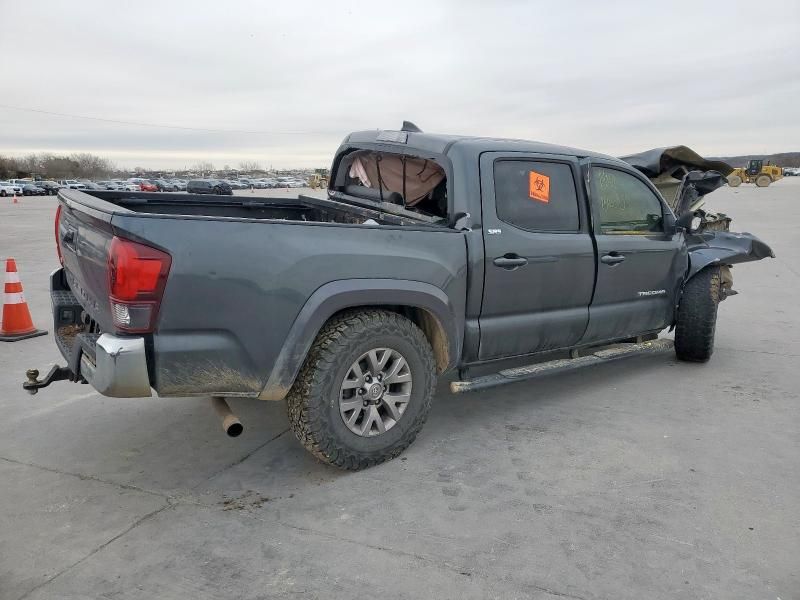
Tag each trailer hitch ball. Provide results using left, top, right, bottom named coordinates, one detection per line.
left=25, top=369, right=41, bottom=395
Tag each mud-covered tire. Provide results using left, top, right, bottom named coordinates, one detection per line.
left=286, top=309, right=436, bottom=470
left=727, top=175, right=742, bottom=187
left=675, top=266, right=721, bottom=362
left=755, top=174, right=771, bottom=187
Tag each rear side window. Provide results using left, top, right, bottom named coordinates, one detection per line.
left=591, top=167, right=664, bottom=234
left=494, top=160, right=579, bottom=232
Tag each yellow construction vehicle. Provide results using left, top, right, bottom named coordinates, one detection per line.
left=727, top=159, right=783, bottom=187
left=308, top=171, right=329, bottom=190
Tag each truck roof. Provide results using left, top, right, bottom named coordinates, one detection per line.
left=344, top=129, right=626, bottom=165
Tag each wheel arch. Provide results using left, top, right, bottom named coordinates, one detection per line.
left=259, top=279, right=461, bottom=400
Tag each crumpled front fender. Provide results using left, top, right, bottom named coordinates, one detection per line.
left=686, top=230, right=775, bottom=281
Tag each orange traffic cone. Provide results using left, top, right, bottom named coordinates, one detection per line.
left=13, top=194, right=18, bottom=204
left=0, top=258, right=47, bottom=341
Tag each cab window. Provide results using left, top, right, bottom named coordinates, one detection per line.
left=592, top=167, right=664, bottom=234
left=493, top=160, right=579, bottom=232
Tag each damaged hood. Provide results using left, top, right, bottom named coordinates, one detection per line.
left=620, top=146, right=734, bottom=179
left=620, top=146, right=734, bottom=214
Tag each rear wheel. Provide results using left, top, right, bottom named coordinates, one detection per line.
left=0, top=191, right=6, bottom=197
left=755, top=174, right=771, bottom=187
left=675, top=267, right=721, bottom=362
left=727, top=175, right=742, bottom=187
left=287, top=309, right=436, bottom=470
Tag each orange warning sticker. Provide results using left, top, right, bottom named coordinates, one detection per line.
left=529, top=171, right=550, bottom=203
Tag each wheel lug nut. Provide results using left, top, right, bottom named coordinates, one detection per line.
left=363, top=400, right=369, bottom=407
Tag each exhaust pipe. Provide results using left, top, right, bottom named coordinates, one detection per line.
left=211, top=396, right=243, bottom=437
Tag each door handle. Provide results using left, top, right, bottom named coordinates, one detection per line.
left=493, top=255, right=528, bottom=269
left=600, top=253, right=625, bottom=265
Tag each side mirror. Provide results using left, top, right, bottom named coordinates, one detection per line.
left=662, top=211, right=677, bottom=235
left=675, top=211, right=698, bottom=233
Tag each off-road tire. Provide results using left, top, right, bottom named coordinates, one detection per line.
left=675, top=266, right=721, bottom=362
left=755, top=174, right=771, bottom=187
left=727, top=175, right=742, bottom=187
left=287, top=309, right=436, bottom=470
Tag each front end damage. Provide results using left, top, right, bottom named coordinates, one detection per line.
left=621, top=145, right=775, bottom=296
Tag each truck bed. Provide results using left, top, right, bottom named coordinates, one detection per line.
left=82, top=190, right=443, bottom=226
left=54, top=189, right=466, bottom=399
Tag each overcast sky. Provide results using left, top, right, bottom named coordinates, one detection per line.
left=1, top=0, right=798, bottom=169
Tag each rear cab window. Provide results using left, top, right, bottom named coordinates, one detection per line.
left=493, top=160, right=580, bottom=232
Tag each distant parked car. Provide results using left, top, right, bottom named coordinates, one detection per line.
left=36, top=181, right=61, bottom=195
left=127, top=178, right=158, bottom=192
left=150, top=179, right=178, bottom=192
left=58, top=180, right=86, bottom=189
left=169, top=179, right=187, bottom=191
left=22, top=183, right=47, bottom=196
left=141, top=181, right=158, bottom=192
left=0, top=181, right=22, bottom=196
left=10, top=179, right=32, bottom=187
left=95, top=181, right=120, bottom=190
left=187, top=179, right=233, bottom=195
left=79, top=181, right=104, bottom=190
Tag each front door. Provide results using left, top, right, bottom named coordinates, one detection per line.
left=582, top=161, right=687, bottom=342
left=478, top=153, right=595, bottom=360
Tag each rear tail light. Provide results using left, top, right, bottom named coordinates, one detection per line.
left=55, top=204, right=63, bottom=264
left=107, top=236, right=171, bottom=332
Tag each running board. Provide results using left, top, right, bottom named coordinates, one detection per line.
left=450, top=338, right=674, bottom=394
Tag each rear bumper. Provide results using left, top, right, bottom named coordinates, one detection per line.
left=80, top=334, right=152, bottom=397
left=51, top=268, right=152, bottom=398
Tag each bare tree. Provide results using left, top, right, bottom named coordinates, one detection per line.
left=69, top=153, right=114, bottom=179
left=0, top=155, right=22, bottom=179
left=192, top=161, right=214, bottom=175
left=239, top=161, right=261, bottom=172
left=42, top=155, right=80, bottom=180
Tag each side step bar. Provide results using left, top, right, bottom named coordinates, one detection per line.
left=450, top=338, right=674, bottom=394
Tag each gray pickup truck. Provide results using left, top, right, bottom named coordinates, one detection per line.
left=25, top=124, right=773, bottom=470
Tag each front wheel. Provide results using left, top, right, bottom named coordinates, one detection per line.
left=675, top=267, right=721, bottom=362
left=727, top=175, right=743, bottom=187
left=287, top=309, right=436, bottom=470
left=0, top=191, right=6, bottom=197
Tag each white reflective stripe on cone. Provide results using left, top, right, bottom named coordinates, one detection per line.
left=4, top=272, right=21, bottom=284
left=3, top=292, right=25, bottom=304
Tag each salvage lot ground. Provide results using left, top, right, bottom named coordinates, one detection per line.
left=1, top=182, right=798, bottom=600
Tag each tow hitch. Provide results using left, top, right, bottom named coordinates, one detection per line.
left=23, top=366, right=75, bottom=395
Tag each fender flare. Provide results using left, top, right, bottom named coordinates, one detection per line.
left=259, top=279, right=461, bottom=400
left=685, top=231, right=774, bottom=283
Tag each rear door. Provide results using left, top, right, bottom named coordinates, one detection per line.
left=478, top=153, right=595, bottom=360
left=582, top=161, right=687, bottom=342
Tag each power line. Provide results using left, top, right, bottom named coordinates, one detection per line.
left=0, top=104, right=335, bottom=135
